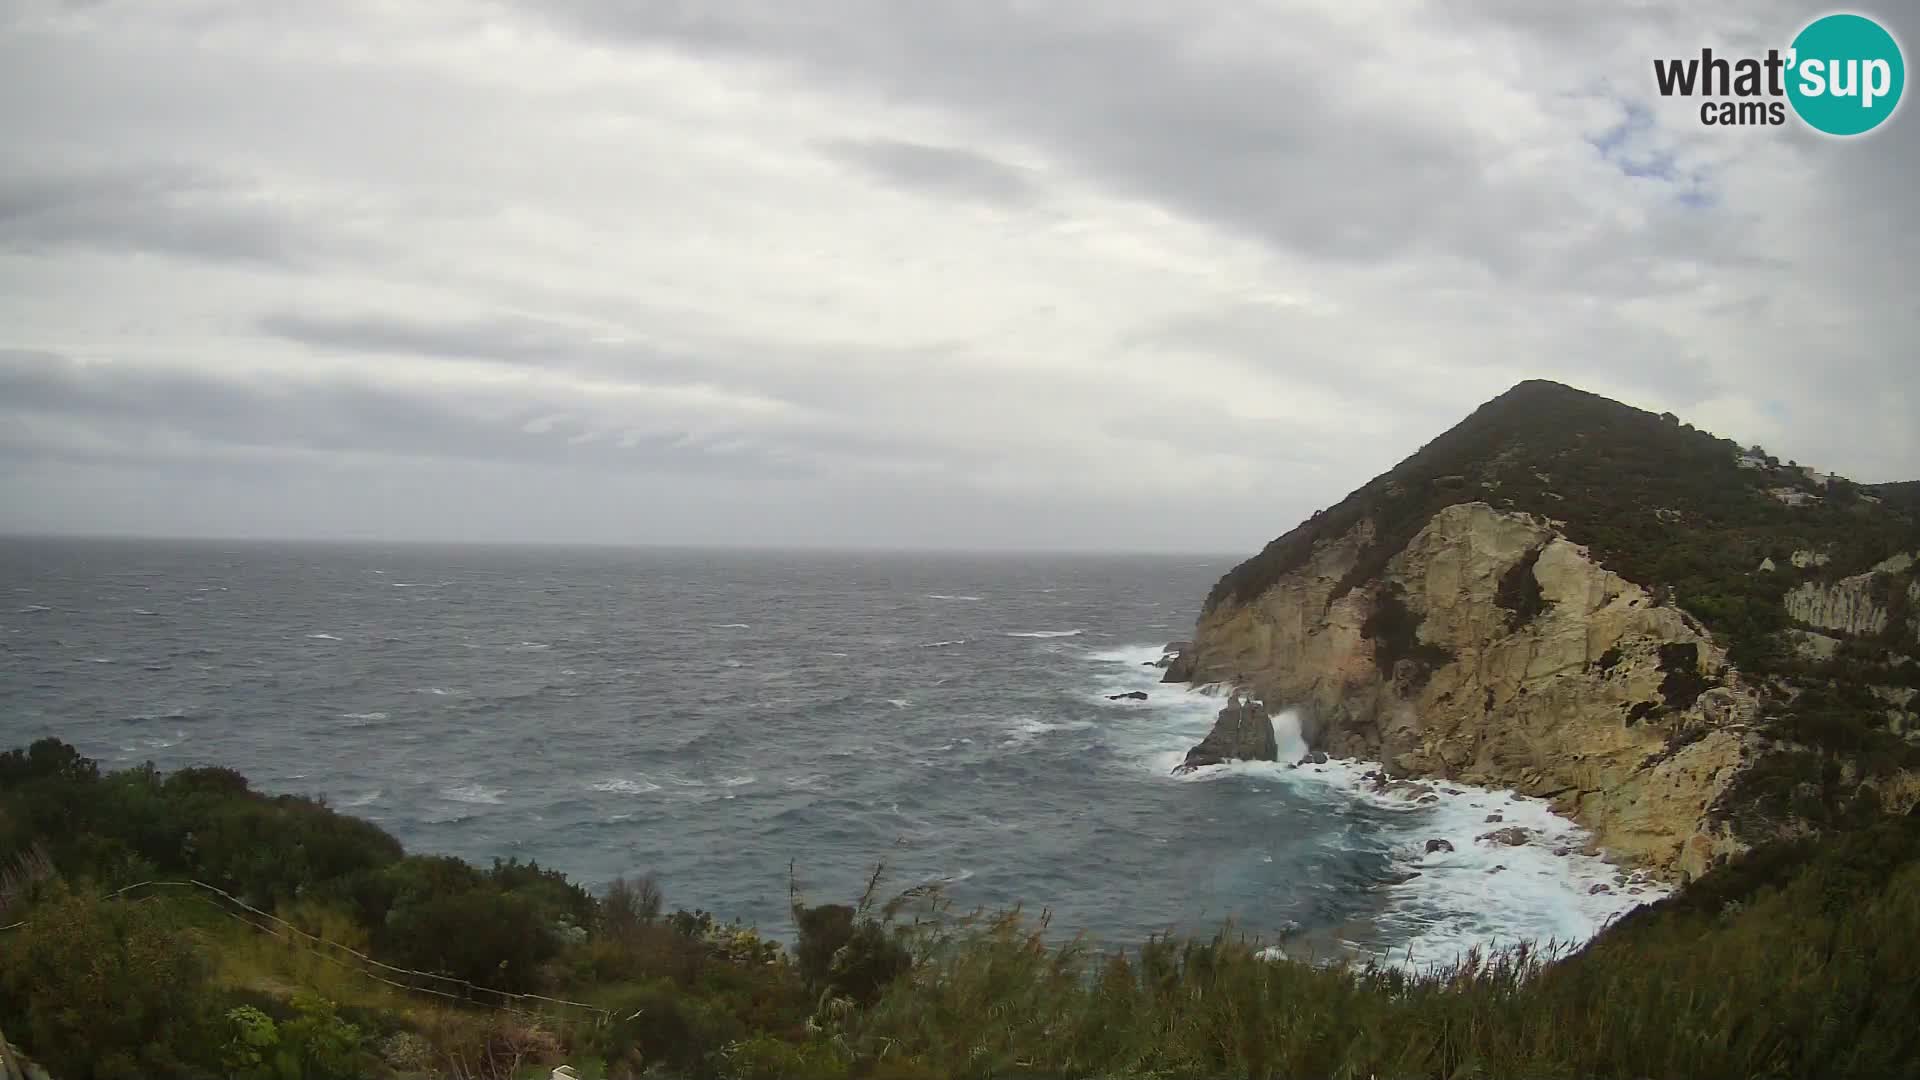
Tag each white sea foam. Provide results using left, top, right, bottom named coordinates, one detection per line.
left=590, top=777, right=663, bottom=795
left=133, top=608, right=160, bottom=616
left=341, top=790, right=383, bottom=807
left=919, top=639, right=967, bottom=648
left=306, top=632, right=342, bottom=641
left=1002, top=717, right=1097, bottom=746
left=16, top=604, right=51, bottom=613
left=887, top=698, right=911, bottom=709
left=340, top=711, right=389, bottom=723
left=1007, top=629, right=1084, bottom=638
left=1092, top=643, right=1667, bottom=964
left=712, top=623, right=751, bottom=629
left=413, top=687, right=453, bottom=696
left=721, top=775, right=756, bottom=787
left=926, top=594, right=984, bottom=601
left=441, top=783, right=505, bottom=805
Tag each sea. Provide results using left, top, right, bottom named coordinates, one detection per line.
left=0, top=537, right=1660, bottom=964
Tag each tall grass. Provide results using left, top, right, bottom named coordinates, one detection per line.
left=851, top=843, right=1920, bottom=1079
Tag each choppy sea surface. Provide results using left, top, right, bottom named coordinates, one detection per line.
left=0, top=537, right=1660, bottom=962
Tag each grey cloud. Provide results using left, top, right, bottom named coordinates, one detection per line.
left=818, top=137, right=1037, bottom=205
left=0, top=349, right=812, bottom=477
left=520, top=3, right=1623, bottom=275
left=0, top=166, right=302, bottom=265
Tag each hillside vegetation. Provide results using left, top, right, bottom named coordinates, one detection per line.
left=5, top=739, right=1920, bottom=1079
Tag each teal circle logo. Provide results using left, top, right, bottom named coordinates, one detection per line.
left=1787, top=13, right=1905, bottom=135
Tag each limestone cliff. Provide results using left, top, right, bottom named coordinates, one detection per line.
left=1181, top=503, right=1756, bottom=880
left=1172, top=380, right=1920, bottom=883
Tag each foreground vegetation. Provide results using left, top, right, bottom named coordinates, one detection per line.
left=4, top=739, right=1920, bottom=1079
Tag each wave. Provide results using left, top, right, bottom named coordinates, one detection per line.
left=132, top=608, right=160, bottom=616
left=919, top=639, right=967, bottom=648
left=391, top=581, right=453, bottom=588
left=1002, top=717, right=1097, bottom=746
left=441, top=783, right=505, bottom=805
left=926, top=594, right=984, bottom=601
left=1164, top=712, right=1664, bottom=962
left=589, top=777, right=663, bottom=795
left=340, top=711, right=389, bottom=723
left=341, top=790, right=383, bottom=807
left=887, top=698, right=911, bottom=709
left=412, top=687, right=454, bottom=696
left=1006, top=629, right=1084, bottom=638
left=15, top=604, right=51, bottom=613
left=712, top=623, right=751, bottom=629
left=306, top=632, right=342, bottom=641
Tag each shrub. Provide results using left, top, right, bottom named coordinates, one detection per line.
left=0, top=884, right=221, bottom=1079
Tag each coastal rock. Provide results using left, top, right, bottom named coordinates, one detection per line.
left=1179, top=500, right=1766, bottom=880
left=1161, top=644, right=1200, bottom=683
left=1425, top=838, right=1454, bottom=854
left=1478, top=826, right=1532, bottom=846
left=1173, top=697, right=1276, bottom=773
left=1301, top=750, right=1330, bottom=765
left=1107, top=691, right=1149, bottom=701
left=1589, top=883, right=1613, bottom=895
left=1484, top=813, right=1503, bottom=823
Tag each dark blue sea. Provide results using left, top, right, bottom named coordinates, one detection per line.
left=0, top=537, right=1653, bottom=961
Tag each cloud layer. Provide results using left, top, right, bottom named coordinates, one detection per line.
left=1, top=0, right=1913, bottom=549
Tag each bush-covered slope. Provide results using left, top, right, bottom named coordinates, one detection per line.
left=5, top=740, right=1920, bottom=1079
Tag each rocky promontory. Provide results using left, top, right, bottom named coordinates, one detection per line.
left=1165, top=381, right=1920, bottom=882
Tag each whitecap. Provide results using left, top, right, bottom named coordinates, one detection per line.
left=306, top=632, right=342, bottom=641
left=340, top=711, right=389, bottom=723
left=926, top=594, right=984, bottom=601
left=341, top=790, right=383, bottom=807
left=589, top=777, right=662, bottom=795
left=15, top=604, right=51, bottom=613
left=712, top=623, right=751, bottom=629
left=440, top=783, right=505, bottom=805
left=412, top=687, right=453, bottom=696
left=510, top=641, right=550, bottom=650
left=887, top=698, right=911, bottom=709
left=1158, top=708, right=1667, bottom=963
left=1006, top=629, right=1084, bottom=638
left=918, top=639, right=967, bottom=648
left=84, top=657, right=114, bottom=664
left=662, top=774, right=706, bottom=787
left=721, top=775, right=756, bottom=787
left=1002, top=717, right=1096, bottom=746
left=132, top=608, right=160, bottom=616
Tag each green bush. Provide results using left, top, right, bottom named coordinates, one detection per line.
left=0, top=884, right=222, bottom=1079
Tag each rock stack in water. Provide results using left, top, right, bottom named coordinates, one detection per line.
left=1173, top=696, right=1277, bottom=773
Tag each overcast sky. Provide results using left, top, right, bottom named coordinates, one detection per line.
left=1, top=1, right=1914, bottom=553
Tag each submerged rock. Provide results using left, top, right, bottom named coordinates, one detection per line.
left=1589, top=883, right=1613, bottom=895
left=1107, top=691, right=1149, bottom=701
left=1425, top=838, right=1454, bottom=854
left=1299, top=750, right=1330, bottom=765
left=1173, top=697, right=1277, bottom=773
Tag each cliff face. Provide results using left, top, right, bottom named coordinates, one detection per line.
left=1185, top=502, right=1757, bottom=880
left=1783, top=553, right=1920, bottom=639
left=1177, top=381, right=1920, bottom=883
